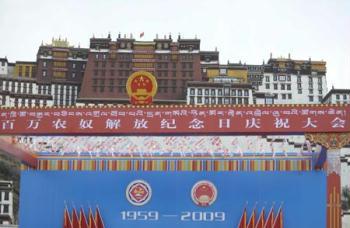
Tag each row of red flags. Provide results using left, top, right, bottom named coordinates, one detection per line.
left=238, top=206, right=283, bottom=228
left=63, top=206, right=104, bottom=228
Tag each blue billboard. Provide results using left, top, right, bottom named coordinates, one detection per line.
left=19, top=171, right=326, bottom=228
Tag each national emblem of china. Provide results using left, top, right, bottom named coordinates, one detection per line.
left=191, top=180, right=217, bottom=207
left=126, top=180, right=152, bottom=206
left=126, top=71, right=157, bottom=105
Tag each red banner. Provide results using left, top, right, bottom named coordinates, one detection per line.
left=0, top=105, right=349, bottom=135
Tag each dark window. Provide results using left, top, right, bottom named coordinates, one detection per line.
left=265, top=84, right=270, bottom=89
left=3, top=204, right=9, bottom=213
left=274, top=84, right=278, bottom=90
left=198, top=89, right=202, bottom=95
left=29, top=83, right=33, bottom=94
left=190, top=97, right=195, bottom=104
left=224, top=98, right=230, bottom=104
left=287, top=84, right=291, bottom=90
left=218, top=97, right=222, bottom=104
left=4, top=191, right=9, bottom=200
left=309, top=96, right=314, bottom=102
left=224, top=88, right=230, bottom=96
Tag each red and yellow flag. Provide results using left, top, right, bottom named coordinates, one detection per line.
left=272, top=207, right=283, bottom=228
left=247, top=208, right=256, bottom=228
left=80, top=207, right=88, bottom=228
left=264, top=207, right=274, bottom=228
left=238, top=208, right=247, bottom=228
left=95, top=207, right=105, bottom=228
left=88, top=208, right=97, bottom=228
left=63, top=206, right=72, bottom=228
left=255, top=208, right=265, bottom=228
left=71, top=208, right=79, bottom=228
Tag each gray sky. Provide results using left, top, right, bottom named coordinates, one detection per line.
left=1, top=0, right=349, bottom=89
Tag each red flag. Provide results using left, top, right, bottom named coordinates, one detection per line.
left=88, top=208, right=97, bottom=228
left=238, top=208, right=247, bottom=228
left=264, top=207, right=274, bottom=228
left=95, top=207, right=105, bottom=228
left=272, top=207, right=283, bottom=228
left=71, top=208, right=79, bottom=228
left=255, top=208, right=265, bottom=228
left=63, top=206, right=72, bottom=228
left=80, top=207, right=88, bottom=228
left=247, top=208, right=256, bottom=228
left=140, top=32, right=144, bottom=38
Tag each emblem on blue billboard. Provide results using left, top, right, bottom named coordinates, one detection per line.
left=126, top=180, right=152, bottom=206
left=191, top=180, right=217, bottom=207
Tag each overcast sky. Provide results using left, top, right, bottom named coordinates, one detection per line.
left=0, top=0, right=349, bottom=89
